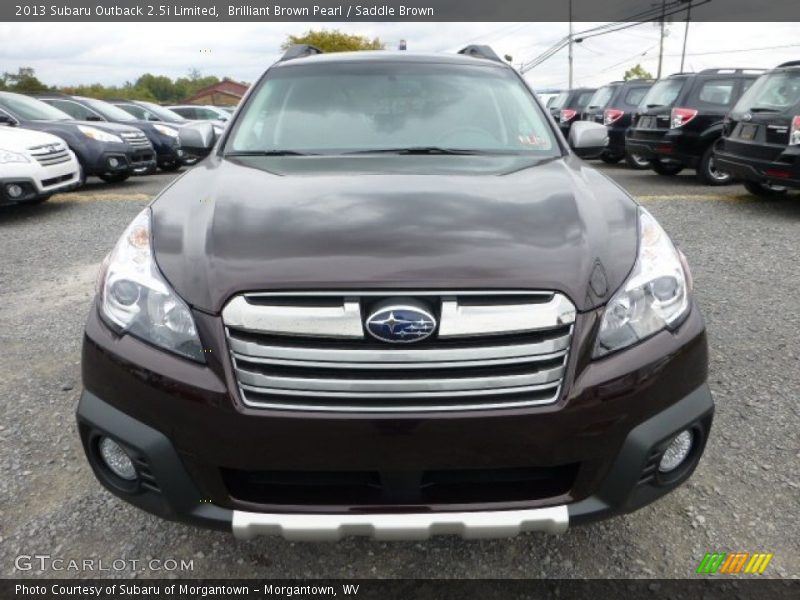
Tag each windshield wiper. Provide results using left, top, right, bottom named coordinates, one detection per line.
left=749, top=107, right=781, bottom=113
left=226, top=150, right=313, bottom=157
left=646, top=104, right=665, bottom=108
left=344, top=146, right=484, bottom=155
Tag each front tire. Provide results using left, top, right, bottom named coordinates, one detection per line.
left=696, top=146, right=733, bottom=186
left=625, top=151, right=651, bottom=170
left=651, top=160, right=684, bottom=176
left=98, top=172, right=131, bottom=184
left=743, top=180, right=788, bottom=198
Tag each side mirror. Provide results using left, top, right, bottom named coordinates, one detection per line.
left=568, top=121, right=608, bottom=159
left=86, top=115, right=103, bottom=122
left=147, top=115, right=160, bottom=121
left=178, top=122, right=216, bottom=157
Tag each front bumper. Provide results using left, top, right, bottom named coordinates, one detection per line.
left=77, top=382, right=712, bottom=539
left=0, top=172, right=81, bottom=204
left=77, top=298, right=713, bottom=539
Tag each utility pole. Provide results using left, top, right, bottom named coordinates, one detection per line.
left=657, top=0, right=666, bottom=78
left=680, top=1, right=692, bottom=72
left=568, top=0, right=574, bottom=89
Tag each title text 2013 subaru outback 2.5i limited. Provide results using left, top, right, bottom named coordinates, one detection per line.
left=78, top=45, right=713, bottom=541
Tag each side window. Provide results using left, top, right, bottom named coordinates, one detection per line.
left=624, top=87, right=649, bottom=108
left=176, top=107, right=195, bottom=119
left=119, top=104, right=146, bottom=119
left=49, top=100, right=98, bottom=120
left=697, top=79, right=736, bottom=107
left=197, top=108, right=218, bottom=119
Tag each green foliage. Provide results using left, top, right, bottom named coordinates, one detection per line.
left=282, top=29, right=384, bottom=53
left=624, top=64, right=654, bottom=81
left=0, top=66, right=231, bottom=104
left=0, top=67, right=51, bottom=93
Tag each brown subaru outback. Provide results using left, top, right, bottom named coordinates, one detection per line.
left=77, top=45, right=713, bottom=541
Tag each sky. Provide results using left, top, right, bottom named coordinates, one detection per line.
left=0, top=21, right=798, bottom=90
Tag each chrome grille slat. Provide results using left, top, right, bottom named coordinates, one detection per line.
left=240, top=382, right=560, bottom=400
left=222, top=291, right=575, bottom=412
left=234, top=363, right=566, bottom=394
left=227, top=332, right=571, bottom=366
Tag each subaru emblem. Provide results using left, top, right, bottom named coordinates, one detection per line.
left=365, top=303, right=436, bottom=344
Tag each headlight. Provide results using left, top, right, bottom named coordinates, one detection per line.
left=153, top=123, right=179, bottom=138
left=97, top=208, right=204, bottom=362
left=0, top=148, right=30, bottom=163
left=594, top=208, right=690, bottom=357
left=78, top=125, right=122, bottom=144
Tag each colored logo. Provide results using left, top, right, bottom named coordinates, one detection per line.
left=365, top=304, right=436, bottom=343
left=696, top=552, right=773, bottom=575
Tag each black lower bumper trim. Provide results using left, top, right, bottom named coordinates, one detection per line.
left=568, top=384, right=714, bottom=525
left=76, top=390, right=232, bottom=530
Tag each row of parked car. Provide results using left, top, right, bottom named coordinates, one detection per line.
left=0, top=91, right=232, bottom=205
left=542, top=60, right=800, bottom=196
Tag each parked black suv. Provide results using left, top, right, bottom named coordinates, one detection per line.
left=715, top=61, right=800, bottom=197
left=37, top=94, right=187, bottom=172
left=547, top=87, right=596, bottom=136
left=626, top=69, right=763, bottom=185
left=77, top=45, right=712, bottom=541
left=581, top=79, right=654, bottom=168
left=0, top=92, right=155, bottom=182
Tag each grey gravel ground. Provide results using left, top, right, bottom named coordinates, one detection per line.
left=0, top=166, right=798, bottom=579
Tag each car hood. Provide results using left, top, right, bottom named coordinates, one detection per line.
left=151, top=155, right=639, bottom=313
left=0, top=125, right=64, bottom=148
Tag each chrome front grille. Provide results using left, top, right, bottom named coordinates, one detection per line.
left=27, top=142, right=71, bottom=166
left=120, top=131, right=151, bottom=148
left=222, top=292, right=576, bottom=412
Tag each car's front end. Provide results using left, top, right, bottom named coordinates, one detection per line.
left=0, top=131, right=82, bottom=204
left=77, top=50, right=713, bottom=540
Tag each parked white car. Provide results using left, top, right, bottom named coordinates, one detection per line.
left=0, top=126, right=82, bottom=205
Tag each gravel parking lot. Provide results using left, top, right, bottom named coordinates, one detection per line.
left=1, top=164, right=798, bottom=579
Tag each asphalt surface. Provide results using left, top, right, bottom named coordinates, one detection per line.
left=1, top=163, right=798, bottom=580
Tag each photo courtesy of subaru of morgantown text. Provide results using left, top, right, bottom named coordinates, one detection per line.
left=2, top=3, right=799, bottom=588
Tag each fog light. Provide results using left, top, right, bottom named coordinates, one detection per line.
left=108, top=157, right=120, bottom=168
left=659, top=430, right=694, bottom=473
left=98, top=437, right=137, bottom=480
left=6, top=184, right=23, bottom=198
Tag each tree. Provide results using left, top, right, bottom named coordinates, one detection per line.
left=282, top=29, right=384, bottom=53
left=1, top=67, right=50, bottom=93
left=624, top=64, right=654, bottom=81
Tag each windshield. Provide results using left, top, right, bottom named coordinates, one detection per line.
left=79, top=97, right=136, bottom=121
left=226, top=62, right=559, bottom=156
left=0, top=93, right=73, bottom=121
left=640, top=78, right=686, bottom=108
left=139, top=101, right=187, bottom=122
left=733, top=71, right=800, bottom=112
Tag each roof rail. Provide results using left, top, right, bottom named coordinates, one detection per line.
left=280, top=44, right=323, bottom=62
left=777, top=60, right=800, bottom=68
left=696, top=67, right=766, bottom=75
left=457, top=45, right=503, bottom=63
